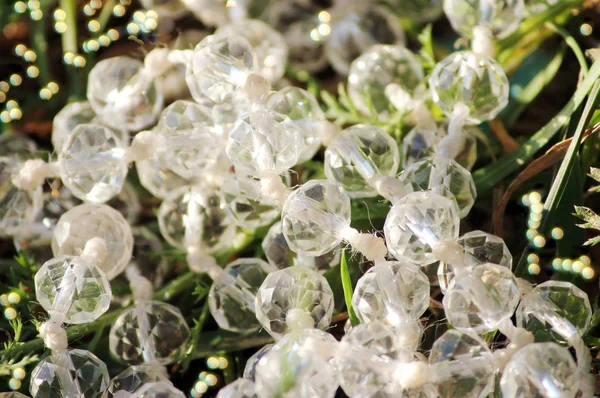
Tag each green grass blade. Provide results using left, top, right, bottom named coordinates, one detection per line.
left=340, top=250, right=360, bottom=326
left=546, top=22, right=589, bottom=76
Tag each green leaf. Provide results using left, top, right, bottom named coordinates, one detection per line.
left=417, top=24, right=435, bottom=70
left=340, top=250, right=360, bottom=326
left=574, top=206, right=600, bottom=230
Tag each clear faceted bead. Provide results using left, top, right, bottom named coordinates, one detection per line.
left=444, top=0, right=526, bottom=38
left=136, top=149, right=190, bottom=199
left=392, top=0, right=443, bottom=23
left=29, top=349, right=109, bottom=398
left=429, top=330, right=494, bottom=398
left=500, top=342, right=578, bottom=398
left=348, top=45, right=424, bottom=117
left=517, top=281, right=592, bottom=345
left=106, top=364, right=169, bottom=398
left=325, top=124, right=400, bottom=198
left=131, top=381, right=185, bottom=398
left=158, top=185, right=234, bottom=252
left=52, top=101, right=96, bottom=152
left=266, top=87, right=325, bottom=162
left=59, top=123, right=128, bottom=203
left=243, top=344, right=273, bottom=381
left=353, top=262, right=430, bottom=326
left=216, top=19, right=288, bottom=82
left=262, top=221, right=340, bottom=272
left=88, top=56, right=163, bottom=131
left=109, top=181, right=140, bottom=224
left=35, top=255, right=111, bottom=324
left=0, top=133, right=38, bottom=159
left=281, top=180, right=351, bottom=257
left=400, top=156, right=476, bottom=218
left=444, top=263, right=520, bottom=333
left=402, top=126, right=442, bottom=167
left=0, top=393, right=29, bottom=398
left=209, top=258, right=278, bottom=333
left=336, top=345, right=397, bottom=398
left=109, top=301, right=191, bottom=365
left=217, top=378, right=257, bottom=398
left=186, top=34, right=257, bottom=104
left=255, top=266, right=334, bottom=339
left=131, top=227, right=169, bottom=288
left=0, top=157, right=43, bottom=234
left=430, top=51, right=509, bottom=124
left=325, top=5, right=405, bottom=75
left=384, top=191, right=460, bottom=265
left=342, top=320, right=415, bottom=359
left=226, top=110, right=304, bottom=175
left=52, top=203, right=133, bottom=280
left=438, top=230, right=512, bottom=293
left=255, top=328, right=339, bottom=398
left=221, top=169, right=280, bottom=229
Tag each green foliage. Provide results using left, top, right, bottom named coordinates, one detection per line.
left=340, top=251, right=360, bottom=326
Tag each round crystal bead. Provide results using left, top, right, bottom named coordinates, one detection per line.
left=131, top=381, right=185, bottom=398
left=88, top=56, right=163, bottom=131
left=429, top=51, right=509, bottom=124
left=186, top=34, right=257, bottom=104
left=209, top=258, right=278, bottom=333
left=226, top=110, right=304, bottom=176
left=109, top=301, right=191, bottom=365
left=0, top=133, right=38, bottom=159
left=59, top=123, right=128, bottom=203
left=348, top=45, right=424, bottom=117
left=0, top=393, right=29, bottom=398
left=429, top=329, right=495, bottom=398
left=255, top=266, right=334, bottom=339
left=517, top=281, right=592, bottom=345
left=400, top=156, right=476, bottom=218
left=444, top=263, right=520, bottom=333
left=243, top=344, right=273, bottom=381
left=52, top=101, right=96, bottom=152
left=384, top=191, right=460, bottom=265
left=324, top=124, right=400, bottom=198
left=105, top=364, right=169, bottom=398
left=393, top=0, right=443, bottom=23
left=281, top=180, right=351, bottom=257
left=266, top=87, right=325, bottom=162
left=29, top=349, right=109, bottom=398
left=35, top=255, right=111, bottom=324
left=136, top=147, right=190, bottom=199
left=52, top=203, right=134, bottom=280
left=217, top=378, right=257, bottom=398
left=444, top=0, right=526, bottom=38
left=215, top=19, right=288, bottom=82
left=0, top=157, right=43, bottom=233
left=130, top=227, right=169, bottom=288
left=500, top=342, right=578, bottom=398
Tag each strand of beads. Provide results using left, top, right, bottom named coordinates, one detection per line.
left=29, top=238, right=113, bottom=397
left=106, top=265, right=188, bottom=397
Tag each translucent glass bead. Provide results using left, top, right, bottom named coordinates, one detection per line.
left=52, top=203, right=134, bottom=280
left=438, top=230, right=512, bottom=293
left=109, top=181, right=140, bottom=224
left=352, top=262, right=430, bottom=326
left=243, top=344, right=273, bottom=381
left=384, top=191, right=460, bottom=265
left=429, top=51, right=509, bottom=124
left=281, top=180, right=351, bottom=257
left=517, top=281, right=592, bottom=345
left=158, top=185, right=234, bottom=252
left=324, top=124, right=400, bottom=198
left=391, top=0, right=443, bottom=23
left=325, top=5, right=405, bottom=75
left=186, top=34, right=257, bottom=105
left=226, top=110, right=304, bottom=176
left=444, top=0, right=526, bottom=39
left=216, top=19, right=288, bottom=83
left=255, top=266, right=334, bottom=339
left=255, top=328, right=339, bottom=398
left=342, top=320, right=414, bottom=359
left=0, top=133, right=38, bottom=159
left=429, top=330, right=494, bottom=398
left=500, top=342, right=578, bottom=398
left=29, top=349, right=109, bottom=398
left=109, top=301, right=191, bottom=365
left=209, top=258, right=277, bottom=333
left=106, top=364, right=169, bottom=398
left=0, top=393, right=29, bottom=398
left=348, top=45, right=424, bottom=117
left=35, top=255, right=111, bottom=324
left=400, top=156, right=476, bottom=218
left=59, top=123, right=128, bottom=203
left=444, top=263, right=520, bottom=333
left=88, top=56, right=163, bottom=131
left=266, top=87, right=325, bottom=162
left=52, top=101, right=96, bottom=151
left=136, top=149, right=190, bottom=199
left=0, top=157, right=43, bottom=233
left=221, top=170, right=280, bottom=229
left=131, top=381, right=185, bottom=398
left=131, top=227, right=169, bottom=288
left=217, top=379, right=257, bottom=398
left=262, top=221, right=340, bottom=272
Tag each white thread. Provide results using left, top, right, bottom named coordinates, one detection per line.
left=187, top=246, right=222, bottom=280
left=472, top=26, right=495, bottom=58
left=438, top=103, right=470, bottom=159
left=384, top=83, right=414, bottom=113
left=12, top=159, right=60, bottom=190
left=320, top=121, right=341, bottom=148
left=260, top=172, right=290, bottom=207
left=39, top=319, right=68, bottom=352
left=492, top=318, right=534, bottom=370
left=80, top=237, right=108, bottom=269
left=125, top=264, right=154, bottom=303
left=370, top=175, right=406, bottom=203
left=393, top=361, right=429, bottom=389
left=340, top=227, right=388, bottom=262
left=286, top=308, right=315, bottom=331
left=432, top=240, right=465, bottom=265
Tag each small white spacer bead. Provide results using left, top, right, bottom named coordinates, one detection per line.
left=259, top=172, right=289, bottom=207
left=80, top=237, right=108, bottom=269
left=286, top=308, right=315, bottom=332
left=12, top=159, right=59, bottom=190
left=393, top=361, right=429, bottom=389
left=144, top=48, right=174, bottom=78
left=471, top=26, right=496, bottom=58
left=432, top=240, right=465, bottom=265
left=125, top=264, right=154, bottom=303
left=320, top=121, right=341, bottom=148
left=125, top=130, right=161, bottom=163
left=340, top=227, right=388, bottom=263
left=39, top=318, right=68, bottom=352
left=371, top=175, right=406, bottom=203
left=187, top=246, right=222, bottom=280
